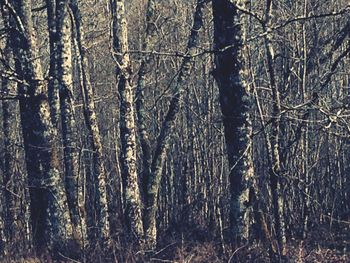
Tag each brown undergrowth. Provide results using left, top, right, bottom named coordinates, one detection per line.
left=0, top=223, right=349, bottom=262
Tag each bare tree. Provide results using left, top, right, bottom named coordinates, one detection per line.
left=0, top=0, right=349, bottom=261
left=212, top=0, right=254, bottom=241
left=46, top=0, right=88, bottom=248
left=69, top=0, right=110, bottom=242
left=110, top=0, right=144, bottom=244
left=4, top=0, right=74, bottom=254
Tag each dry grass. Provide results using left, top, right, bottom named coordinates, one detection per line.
left=0, top=224, right=349, bottom=262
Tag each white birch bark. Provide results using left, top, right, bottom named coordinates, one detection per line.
left=55, top=0, right=87, bottom=248
left=5, top=0, right=74, bottom=254
left=70, top=0, right=110, bottom=241
left=110, top=0, right=144, bottom=243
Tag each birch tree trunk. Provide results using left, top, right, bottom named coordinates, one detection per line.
left=55, top=0, right=87, bottom=248
left=46, top=0, right=60, bottom=127
left=135, top=0, right=156, bottom=204
left=212, top=0, right=254, bottom=241
left=110, top=0, right=144, bottom=243
left=143, top=0, right=206, bottom=249
left=5, top=0, right=73, bottom=254
left=70, top=0, right=110, bottom=241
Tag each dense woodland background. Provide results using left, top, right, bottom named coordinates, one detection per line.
left=0, top=0, right=349, bottom=262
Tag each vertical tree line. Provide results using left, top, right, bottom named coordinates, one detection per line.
left=0, top=0, right=349, bottom=262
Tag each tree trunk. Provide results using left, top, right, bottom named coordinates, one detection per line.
left=212, top=0, right=254, bottom=241
left=135, top=0, right=156, bottom=213
left=55, top=0, right=87, bottom=248
left=70, top=0, right=110, bottom=241
left=110, top=0, right=144, bottom=243
left=46, top=0, right=60, bottom=127
left=6, top=0, right=73, bottom=254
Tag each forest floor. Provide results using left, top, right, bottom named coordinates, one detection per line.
left=0, top=223, right=349, bottom=262
left=145, top=227, right=350, bottom=263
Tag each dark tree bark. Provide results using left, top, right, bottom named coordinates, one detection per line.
left=212, top=0, right=254, bottom=241
left=4, top=0, right=74, bottom=254
left=46, top=0, right=60, bottom=127
left=135, top=0, right=156, bottom=213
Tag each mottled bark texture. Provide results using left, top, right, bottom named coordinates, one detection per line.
left=5, top=0, right=73, bottom=254
left=110, top=0, right=144, bottom=243
left=136, top=0, right=156, bottom=212
left=70, top=0, right=110, bottom=241
left=212, top=0, right=254, bottom=241
left=54, top=0, right=87, bottom=248
left=143, top=0, right=206, bottom=249
left=46, top=0, right=60, bottom=127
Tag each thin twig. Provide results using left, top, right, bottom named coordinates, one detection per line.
left=228, top=244, right=249, bottom=263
